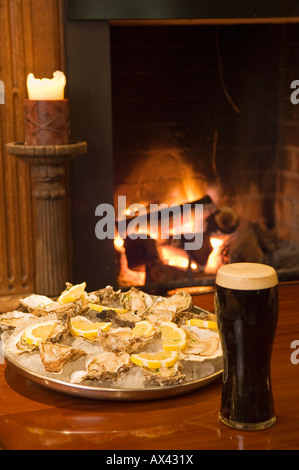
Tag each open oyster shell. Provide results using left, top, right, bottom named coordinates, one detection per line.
left=20, top=294, right=54, bottom=313
left=98, top=327, right=157, bottom=354
left=176, top=308, right=217, bottom=326
left=95, top=309, right=142, bottom=328
left=120, top=287, right=153, bottom=314
left=2, top=320, right=68, bottom=356
left=144, top=291, right=192, bottom=325
left=92, top=285, right=122, bottom=307
left=39, top=342, right=86, bottom=374
left=0, top=311, right=38, bottom=330
left=150, top=291, right=192, bottom=314
left=2, top=328, right=37, bottom=355
left=70, top=351, right=131, bottom=384
left=19, top=293, right=84, bottom=323
left=140, top=362, right=185, bottom=387
left=180, top=325, right=221, bottom=360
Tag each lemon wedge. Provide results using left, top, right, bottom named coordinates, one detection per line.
left=58, top=282, right=87, bottom=304
left=88, top=303, right=128, bottom=315
left=131, top=350, right=178, bottom=369
left=161, top=321, right=187, bottom=351
left=70, top=316, right=112, bottom=339
left=186, top=318, right=218, bottom=330
left=22, top=320, right=58, bottom=346
left=132, top=321, right=154, bottom=337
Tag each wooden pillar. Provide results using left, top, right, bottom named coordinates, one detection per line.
left=6, top=142, right=87, bottom=296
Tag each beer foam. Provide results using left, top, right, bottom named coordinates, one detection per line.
left=216, top=263, right=278, bottom=290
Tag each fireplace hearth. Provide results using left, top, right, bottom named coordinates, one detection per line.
left=65, top=2, right=299, bottom=293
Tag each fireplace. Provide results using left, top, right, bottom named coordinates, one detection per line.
left=65, top=2, right=299, bottom=293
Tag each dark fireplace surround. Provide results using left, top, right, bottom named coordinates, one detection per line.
left=65, top=1, right=299, bottom=293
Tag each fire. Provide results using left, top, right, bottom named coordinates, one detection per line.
left=114, top=234, right=124, bottom=251
left=113, top=151, right=233, bottom=287
left=160, top=246, right=198, bottom=271
left=205, top=237, right=225, bottom=273
left=210, top=237, right=223, bottom=250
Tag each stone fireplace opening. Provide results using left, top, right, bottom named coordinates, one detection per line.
left=65, top=4, right=299, bottom=293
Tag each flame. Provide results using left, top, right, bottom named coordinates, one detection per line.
left=160, top=246, right=197, bottom=271
left=114, top=235, right=124, bottom=251
left=181, top=160, right=204, bottom=203
left=210, top=237, right=223, bottom=250
left=205, top=237, right=224, bottom=273
left=114, top=149, right=207, bottom=212
left=113, top=150, right=229, bottom=287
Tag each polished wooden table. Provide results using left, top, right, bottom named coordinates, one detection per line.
left=0, top=283, right=298, bottom=450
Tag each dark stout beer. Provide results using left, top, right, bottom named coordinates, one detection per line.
left=215, top=263, right=279, bottom=430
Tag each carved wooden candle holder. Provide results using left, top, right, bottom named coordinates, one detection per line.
left=6, top=141, right=87, bottom=297
left=24, top=99, right=71, bottom=146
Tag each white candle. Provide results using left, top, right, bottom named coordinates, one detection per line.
left=27, top=71, right=66, bottom=100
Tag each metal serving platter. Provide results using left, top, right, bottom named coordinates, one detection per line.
left=2, top=351, right=223, bottom=401
left=0, top=306, right=223, bottom=401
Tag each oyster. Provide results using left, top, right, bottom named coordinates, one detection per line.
left=92, top=285, right=122, bottom=306
left=95, top=308, right=142, bottom=328
left=70, top=351, right=131, bottom=384
left=2, top=328, right=37, bottom=355
left=19, top=293, right=82, bottom=322
left=140, top=362, right=185, bottom=387
left=73, top=289, right=99, bottom=314
left=98, top=326, right=156, bottom=354
left=0, top=311, right=38, bottom=330
left=39, top=342, right=86, bottom=374
left=20, top=295, right=55, bottom=315
left=146, top=308, right=175, bottom=326
left=151, top=291, right=192, bottom=314
left=175, top=308, right=217, bottom=327
left=38, top=320, right=69, bottom=344
left=53, top=302, right=84, bottom=323
left=120, top=287, right=153, bottom=314
left=91, top=287, right=153, bottom=326
left=2, top=320, right=68, bottom=356
left=180, top=325, right=221, bottom=359
left=145, top=291, right=192, bottom=325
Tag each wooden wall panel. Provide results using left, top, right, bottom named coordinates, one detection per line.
left=0, top=0, right=65, bottom=297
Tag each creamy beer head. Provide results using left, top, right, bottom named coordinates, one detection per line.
left=216, top=263, right=278, bottom=291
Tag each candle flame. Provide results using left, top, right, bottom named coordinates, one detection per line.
left=27, top=71, right=66, bottom=100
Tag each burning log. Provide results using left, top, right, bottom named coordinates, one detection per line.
left=228, top=218, right=277, bottom=264
left=116, top=195, right=216, bottom=238
left=117, top=195, right=239, bottom=240
left=206, top=206, right=239, bottom=234
left=179, top=233, right=213, bottom=267
left=115, top=194, right=239, bottom=290
left=123, top=237, right=160, bottom=271
left=145, top=262, right=188, bottom=286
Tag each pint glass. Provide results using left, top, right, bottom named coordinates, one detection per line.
left=215, top=262, right=279, bottom=431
